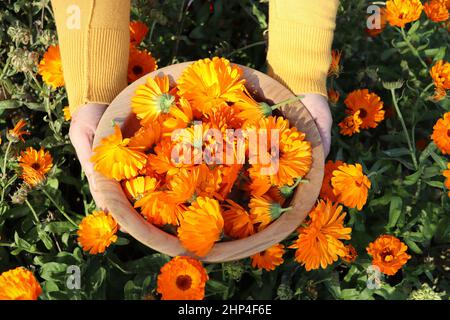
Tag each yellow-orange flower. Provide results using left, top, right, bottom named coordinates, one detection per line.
left=431, top=111, right=450, bottom=154
left=234, top=91, right=272, bottom=125
left=320, top=160, right=345, bottom=202
left=289, top=200, right=352, bottom=271
left=331, top=163, right=371, bottom=210
left=157, top=256, right=208, bottom=300
left=77, top=210, right=118, bottom=254
left=344, top=89, right=385, bottom=129
left=385, top=0, right=423, bottom=27
left=130, top=21, right=149, bottom=45
left=18, top=147, right=53, bottom=187
left=38, top=45, right=65, bottom=89
left=251, top=244, right=285, bottom=271
left=0, top=267, right=42, bottom=300
left=328, top=50, right=342, bottom=77
left=91, top=125, right=147, bottom=181
left=342, top=244, right=358, bottom=263
left=7, top=119, right=30, bottom=142
left=432, top=87, right=447, bottom=102
left=328, top=89, right=340, bottom=105
left=430, top=60, right=450, bottom=90
left=177, top=57, right=246, bottom=114
left=128, top=46, right=158, bottom=83
left=366, top=235, right=411, bottom=275
left=443, top=163, right=450, bottom=197
left=339, top=110, right=363, bottom=136
left=63, top=106, right=71, bottom=121
left=161, top=97, right=194, bottom=133
left=122, top=176, right=158, bottom=202
left=178, top=197, right=224, bottom=257
left=424, top=0, right=449, bottom=22
left=249, top=195, right=290, bottom=231
left=223, top=200, right=255, bottom=239
left=128, top=122, right=161, bottom=151
left=132, top=75, right=175, bottom=125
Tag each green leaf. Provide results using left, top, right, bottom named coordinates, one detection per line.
left=430, top=151, right=447, bottom=170
left=404, top=239, right=423, bottom=254
left=403, top=170, right=421, bottom=186
left=44, top=221, right=76, bottom=234
left=425, top=181, right=444, bottom=189
left=387, top=196, right=402, bottom=229
left=383, top=148, right=410, bottom=157
left=0, top=100, right=19, bottom=110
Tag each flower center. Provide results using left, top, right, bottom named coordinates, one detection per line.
left=358, top=108, right=367, bottom=119
left=176, top=275, right=192, bottom=291
left=133, top=65, right=143, bottom=75
left=31, top=163, right=41, bottom=170
left=447, top=129, right=450, bottom=138
left=381, top=249, right=394, bottom=263
left=157, top=93, right=175, bottom=114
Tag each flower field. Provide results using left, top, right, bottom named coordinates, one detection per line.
left=0, top=0, right=449, bottom=300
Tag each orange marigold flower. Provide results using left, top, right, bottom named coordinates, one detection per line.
left=248, top=166, right=272, bottom=197
left=344, top=89, right=385, bottom=129
left=157, top=256, right=208, bottom=300
left=132, top=75, right=175, bottom=126
left=432, top=87, right=447, bottom=102
left=122, top=176, right=158, bottom=202
left=195, top=164, right=222, bottom=199
left=63, top=106, right=71, bottom=121
left=91, top=125, right=147, bottom=181
left=342, top=244, right=358, bottom=263
left=7, top=119, right=30, bottom=142
left=431, top=111, right=450, bottom=154
left=38, top=45, right=65, bottom=89
left=218, top=163, right=243, bottom=198
left=339, top=110, right=363, bottom=136
left=128, top=122, right=161, bottom=152
left=249, top=195, right=290, bottom=231
left=251, top=244, right=285, bottom=271
left=18, top=147, right=53, bottom=187
left=328, top=50, right=342, bottom=77
left=77, top=210, right=118, bottom=254
left=128, top=46, right=158, bottom=83
left=365, top=8, right=387, bottom=37
left=177, top=57, right=246, bottom=114
left=223, top=199, right=255, bottom=239
left=178, top=196, right=224, bottom=257
left=320, top=160, right=345, bottom=202
left=234, top=90, right=272, bottom=126
left=289, top=200, right=352, bottom=271
left=331, top=163, right=371, bottom=210
left=443, top=163, right=450, bottom=197
left=385, top=0, right=423, bottom=27
left=430, top=60, right=450, bottom=90
left=366, top=235, right=411, bottom=275
left=129, top=21, right=149, bottom=45
left=424, top=0, right=449, bottom=22
left=0, top=267, right=42, bottom=300
left=327, top=88, right=340, bottom=105
left=161, top=97, right=194, bottom=134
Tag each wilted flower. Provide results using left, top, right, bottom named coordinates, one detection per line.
left=8, top=48, right=38, bottom=73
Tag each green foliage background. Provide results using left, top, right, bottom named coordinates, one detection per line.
left=0, top=0, right=449, bottom=300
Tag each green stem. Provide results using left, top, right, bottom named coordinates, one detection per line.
left=25, top=199, right=40, bottom=224
left=148, top=20, right=157, bottom=43
left=2, top=140, right=12, bottom=176
left=227, top=40, right=266, bottom=58
left=106, top=257, right=132, bottom=274
left=42, top=188, right=78, bottom=227
left=399, top=27, right=428, bottom=69
left=271, top=95, right=304, bottom=110
left=389, top=88, right=418, bottom=170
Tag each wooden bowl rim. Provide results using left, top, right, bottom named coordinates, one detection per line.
left=92, top=61, right=324, bottom=263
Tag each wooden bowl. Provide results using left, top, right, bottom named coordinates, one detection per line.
left=92, top=62, right=324, bottom=263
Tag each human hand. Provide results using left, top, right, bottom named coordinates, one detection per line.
left=69, top=103, right=108, bottom=209
left=300, top=93, right=332, bottom=157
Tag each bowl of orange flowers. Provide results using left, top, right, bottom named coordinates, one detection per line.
left=91, top=57, right=324, bottom=263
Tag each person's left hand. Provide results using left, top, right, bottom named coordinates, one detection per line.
left=300, top=93, right=332, bottom=157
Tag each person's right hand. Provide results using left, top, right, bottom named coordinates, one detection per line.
left=69, top=103, right=108, bottom=210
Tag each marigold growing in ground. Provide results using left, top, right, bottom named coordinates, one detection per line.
left=38, top=45, right=64, bottom=89
left=328, top=49, right=342, bottom=77
left=431, top=111, right=450, bottom=155
left=290, top=200, right=352, bottom=271
left=331, top=163, right=371, bottom=210
left=443, top=163, right=450, bottom=197
left=223, top=200, right=255, bottom=239
left=177, top=57, right=246, bottom=114
left=77, top=210, right=118, bottom=254
left=367, top=235, right=411, bottom=275
left=7, top=119, right=30, bottom=142
left=424, top=0, right=449, bottom=22
left=344, top=89, right=385, bottom=129
left=129, top=21, right=149, bottom=45
left=91, top=125, right=147, bottom=181
left=132, top=75, right=175, bottom=125
left=0, top=267, right=42, bottom=300
left=249, top=195, right=291, bottom=231
left=157, top=256, right=208, bottom=300
left=339, top=110, right=363, bottom=136
left=385, top=0, right=423, bottom=27
left=342, top=244, right=358, bottom=263
left=178, top=197, right=224, bottom=257
left=127, top=46, right=157, bottom=83
left=251, top=244, right=285, bottom=271
left=320, top=160, right=345, bottom=202
left=18, top=147, right=53, bottom=187
left=430, top=60, right=450, bottom=90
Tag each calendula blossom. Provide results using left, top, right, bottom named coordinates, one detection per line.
left=443, top=163, right=450, bottom=197
left=430, top=60, right=450, bottom=90
left=367, top=235, right=411, bottom=275
left=385, top=0, right=423, bottom=27
left=38, top=45, right=65, bottom=89
left=0, top=267, right=42, bottom=300
left=251, top=244, right=285, bottom=271
left=77, top=211, right=118, bottom=254
left=431, top=111, right=450, bottom=155
left=423, top=0, right=449, bottom=22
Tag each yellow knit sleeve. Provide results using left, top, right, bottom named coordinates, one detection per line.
left=267, top=0, right=339, bottom=97
left=51, top=0, right=130, bottom=114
